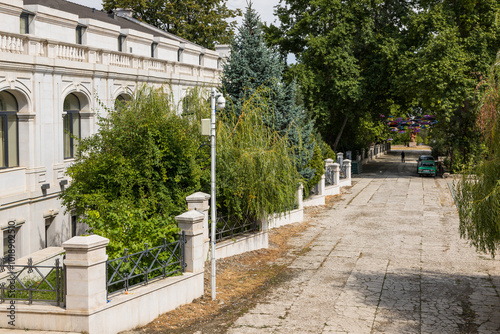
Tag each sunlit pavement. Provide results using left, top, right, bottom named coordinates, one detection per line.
left=227, top=148, right=500, bottom=333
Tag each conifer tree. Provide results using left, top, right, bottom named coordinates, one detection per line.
left=221, top=3, right=316, bottom=182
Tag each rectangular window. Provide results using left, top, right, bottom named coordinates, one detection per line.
left=0, top=114, right=18, bottom=168
left=7, top=115, right=18, bottom=167
left=177, top=49, right=183, bottom=62
left=71, top=215, right=77, bottom=237
left=76, top=26, right=83, bottom=45
left=20, top=13, right=29, bottom=34
left=199, top=54, right=204, bottom=66
left=63, top=114, right=71, bottom=159
left=63, top=112, right=80, bottom=159
left=118, top=35, right=126, bottom=52
left=45, top=223, right=49, bottom=248
left=0, top=117, right=4, bottom=167
left=151, top=42, right=158, bottom=58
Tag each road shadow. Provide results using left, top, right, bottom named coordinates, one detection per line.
left=342, top=269, right=500, bottom=333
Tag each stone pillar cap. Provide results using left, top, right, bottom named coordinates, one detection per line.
left=63, top=235, right=109, bottom=250
left=176, top=210, right=204, bottom=223
left=186, top=192, right=210, bottom=202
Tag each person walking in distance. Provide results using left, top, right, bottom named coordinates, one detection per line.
left=401, top=151, right=405, bottom=163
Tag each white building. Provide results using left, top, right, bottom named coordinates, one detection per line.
left=0, top=0, right=226, bottom=260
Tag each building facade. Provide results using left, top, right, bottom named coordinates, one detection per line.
left=0, top=0, right=225, bottom=260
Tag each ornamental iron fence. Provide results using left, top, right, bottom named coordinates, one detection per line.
left=0, top=257, right=65, bottom=306
left=106, top=232, right=186, bottom=297
left=340, top=164, right=347, bottom=179
left=325, top=165, right=336, bottom=186
left=215, top=214, right=258, bottom=242
left=309, top=183, right=319, bottom=196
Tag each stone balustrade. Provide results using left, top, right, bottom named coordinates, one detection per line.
left=0, top=31, right=219, bottom=79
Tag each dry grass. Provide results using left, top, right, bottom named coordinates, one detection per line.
left=125, top=192, right=346, bottom=334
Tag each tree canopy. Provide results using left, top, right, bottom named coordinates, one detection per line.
left=266, top=0, right=500, bottom=158
left=222, top=3, right=317, bottom=187
left=455, top=57, right=500, bottom=257
left=102, top=0, right=240, bottom=49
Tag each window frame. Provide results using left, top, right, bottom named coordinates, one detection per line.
left=63, top=94, right=81, bottom=160
left=76, top=25, right=86, bottom=45
left=20, top=13, right=29, bottom=34
left=118, top=34, right=126, bottom=52
left=177, top=48, right=183, bottom=62
left=71, top=215, right=78, bottom=237
left=151, top=42, right=158, bottom=58
left=0, top=91, right=19, bottom=169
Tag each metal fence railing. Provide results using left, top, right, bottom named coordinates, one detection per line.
left=340, top=165, right=347, bottom=179
left=0, top=257, right=65, bottom=306
left=325, top=165, right=336, bottom=185
left=106, top=233, right=185, bottom=297
left=215, top=214, right=258, bottom=242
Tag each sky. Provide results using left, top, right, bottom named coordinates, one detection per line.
left=68, top=0, right=282, bottom=26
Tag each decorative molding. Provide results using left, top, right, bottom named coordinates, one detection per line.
left=17, top=113, right=35, bottom=121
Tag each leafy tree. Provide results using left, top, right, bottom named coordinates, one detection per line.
left=266, top=0, right=405, bottom=151
left=267, top=0, right=500, bottom=158
left=222, top=3, right=316, bottom=182
left=60, top=86, right=203, bottom=258
left=455, top=58, right=500, bottom=257
left=102, top=0, right=240, bottom=49
left=395, top=0, right=500, bottom=170
left=216, top=90, right=300, bottom=219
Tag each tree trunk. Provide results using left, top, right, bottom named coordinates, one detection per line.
left=333, top=114, right=348, bottom=151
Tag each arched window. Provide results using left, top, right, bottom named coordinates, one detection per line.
left=0, top=91, right=18, bottom=168
left=63, top=93, right=81, bottom=159
left=114, top=94, right=130, bottom=112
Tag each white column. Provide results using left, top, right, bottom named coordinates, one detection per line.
left=297, top=184, right=304, bottom=210
left=333, top=163, right=340, bottom=185
left=186, top=192, right=210, bottom=260
left=344, top=159, right=352, bottom=180
left=175, top=210, right=205, bottom=273
left=319, top=174, right=325, bottom=195
left=63, top=235, right=109, bottom=312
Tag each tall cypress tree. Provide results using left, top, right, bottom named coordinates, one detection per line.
left=221, top=3, right=316, bottom=182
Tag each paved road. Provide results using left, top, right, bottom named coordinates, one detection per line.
left=228, top=149, right=500, bottom=333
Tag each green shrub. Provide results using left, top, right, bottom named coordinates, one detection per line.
left=61, top=85, right=202, bottom=259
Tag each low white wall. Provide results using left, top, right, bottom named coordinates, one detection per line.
left=267, top=209, right=304, bottom=230
left=0, top=272, right=203, bottom=334
left=324, top=185, right=340, bottom=196
left=339, top=179, right=352, bottom=187
left=303, top=194, right=325, bottom=207
left=216, top=231, right=268, bottom=259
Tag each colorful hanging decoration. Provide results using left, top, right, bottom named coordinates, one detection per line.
left=381, top=114, right=438, bottom=141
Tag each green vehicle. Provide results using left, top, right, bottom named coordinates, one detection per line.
left=417, top=159, right=437, bottom=177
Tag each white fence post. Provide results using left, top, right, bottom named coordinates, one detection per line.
left=333, top=163, right=340, bottom=185
left=175, top=210, right=205, bottom=273
left=319, top=174, right=325, bottom=196
left=63, top=235, right=109, bottom=312
left=186, top=192, right=210, bottom=260
left=297, top=184, right=304, bottom=210
left=344, top=159, right=352, bottom=181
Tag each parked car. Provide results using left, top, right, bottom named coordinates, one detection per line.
left=417, top=155, right=434, bottom=162
left=417, top=159, right=437, bottom=177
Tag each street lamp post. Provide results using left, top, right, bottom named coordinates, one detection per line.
left=210, top=87, right=224, bottom=300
